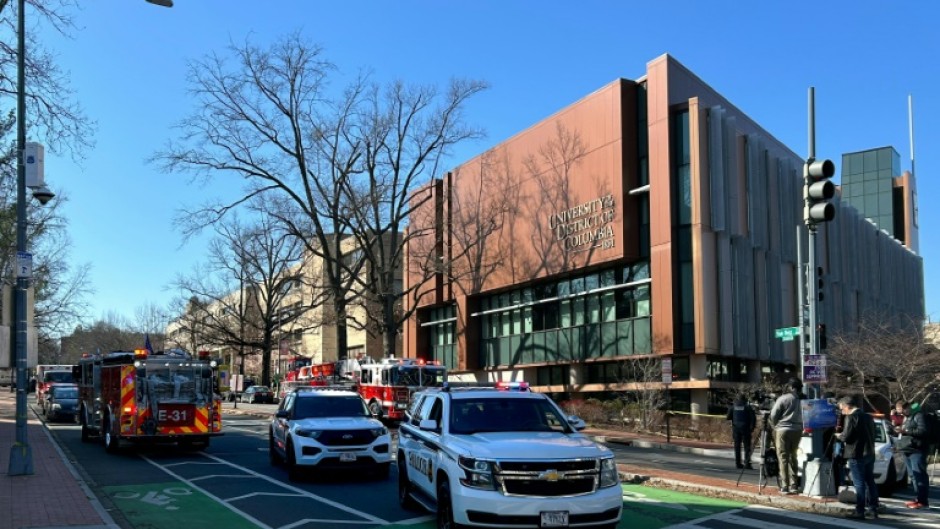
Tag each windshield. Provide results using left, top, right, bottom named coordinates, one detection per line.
left=52, top=387, right=78, bottom=399
left=294, top=395, right=369, bottom=419
left=449, top=397, right=571, bottom=434
left=393, top=366, right=446, bottom=388
left=250, top=386, right=271, bottom=392
left=139, top=362, right=213, bottom=403
left=44, top=371, right=73, bottom=384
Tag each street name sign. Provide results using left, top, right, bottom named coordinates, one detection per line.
left=774, top=326, right=800, bottom=341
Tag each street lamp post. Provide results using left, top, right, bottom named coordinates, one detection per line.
left=8, top=0, right=33, bottom=476
left=6, top=0, right=172, bottom=477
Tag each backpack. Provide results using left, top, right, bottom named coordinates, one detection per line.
left=762, top=446, right=780, bottom=477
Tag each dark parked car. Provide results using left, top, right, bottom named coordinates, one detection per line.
left=242, top=385, right=275, bottom=404
left=44, top=384, right=79, bottom=422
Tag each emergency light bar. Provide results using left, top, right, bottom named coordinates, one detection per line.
left=496, top=381, right=530, bottom=392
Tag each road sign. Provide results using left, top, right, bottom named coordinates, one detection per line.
left=803, top=354, right=828, bottom=383
left=774, top=326, right=800, bottom=341
left=16, top=251, right=31, bottom=278
left=661, top=357, right=672, bottom=385
left=803, top=354, right=827, bottom=367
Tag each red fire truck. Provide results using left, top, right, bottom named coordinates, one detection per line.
left=73, top=349, right=223, bottom=453
left=357, top=357, right=446, bottom=421
left=277, top=358, right=341, bottom=399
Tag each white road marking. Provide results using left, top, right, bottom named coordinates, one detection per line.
left=142, top=453, right=389, bottom=525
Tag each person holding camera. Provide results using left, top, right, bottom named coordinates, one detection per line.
left=726, top=394, right=756, bottom=469
left=769, top=378, right=805, bottom=495
left=837, top=395, right=879, bottom=520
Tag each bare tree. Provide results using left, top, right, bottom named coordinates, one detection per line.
left=616, top=356, right=669, bottom=432
left=154, top=32, right=486, bottom=361
left=826, top=313, right=940, bottom=413
left=132, top=301, right=169, bottom=342
left=169, top=214, right=317, bottom=386
left=59, top=318, right=146, bottom=362
left=341, top=79, right=486, bottom=357
left=0, top=0, right=95, bottom=156
left=0, top=0, right=96, bottom=347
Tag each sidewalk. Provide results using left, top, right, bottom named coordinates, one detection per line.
left=0, top=390, right=117, bottom=529
left=586, top=424, right=940, bottom=516
left=582, top=425, right=858, bottom=516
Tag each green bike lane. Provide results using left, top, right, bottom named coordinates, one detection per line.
left=104, top=481, right=745, bottom=529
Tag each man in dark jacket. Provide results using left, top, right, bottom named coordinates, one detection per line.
left=837, top=395, right=878, bottom=519
left=896, top=401, right=930, bottom=509
left=727, top=395, right=756, bottom=469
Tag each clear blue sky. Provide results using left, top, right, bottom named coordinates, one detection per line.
left=33, top=1, right=940, bottom=326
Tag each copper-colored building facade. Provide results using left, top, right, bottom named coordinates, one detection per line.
left=404, top=54, right=924, bottom=414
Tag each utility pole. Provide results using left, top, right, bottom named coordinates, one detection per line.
left=801, top=87, right=837, bottom=497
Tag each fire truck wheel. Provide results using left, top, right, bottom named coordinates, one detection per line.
left=80, top=411, right=91, bottom=443
left=103, top=414, right=121, bottom=454
left=369, top=400, right=383, bottom=418
left=397, top=457, right=419, bottom=510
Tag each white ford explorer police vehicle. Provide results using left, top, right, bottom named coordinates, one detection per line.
left=269, top=387, right=391, bottom=481
left=397, top=383, right=622, bottom=529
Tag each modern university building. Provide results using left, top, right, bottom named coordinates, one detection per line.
left=402, top=54, right=923, bottom=415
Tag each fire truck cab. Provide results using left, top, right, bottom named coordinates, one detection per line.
left=74, top=349, right=223, bottom=453
left=357, top=358, right=446, bottom=421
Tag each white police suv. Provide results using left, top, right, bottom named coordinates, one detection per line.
left=397, top=384, right=622, bottom=529
left=269, top=387, right=391, bottom=480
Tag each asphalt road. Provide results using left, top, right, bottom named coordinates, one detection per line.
left=38, top=400, right=940, bottom=529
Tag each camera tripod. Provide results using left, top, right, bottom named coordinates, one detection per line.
left=736, top=414, right=781, bottom=493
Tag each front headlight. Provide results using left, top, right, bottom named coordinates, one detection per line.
left=599, top=457, right=619, bottom=488
left=458, top=456, right=496, bottom=490
left=294, top=428, right=322, bottom=439
left=370, top=426, right=389, bottom=438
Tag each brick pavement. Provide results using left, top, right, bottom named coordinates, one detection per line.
left=0, top=389, right=116, bottom=529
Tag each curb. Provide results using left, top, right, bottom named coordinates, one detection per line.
left=590, top=434, right=735, bottom=460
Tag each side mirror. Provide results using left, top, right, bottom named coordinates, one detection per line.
left=419, top=419, right=439, bottom=432
left=568, top=415, right=587, bottom=431
left=275, top=410, right=289, bottom=419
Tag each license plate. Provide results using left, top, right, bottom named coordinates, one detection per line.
left=540, top=511, right=568, bottom=527
left=157, top=405, right=195, bottom=426
left=339, top=453, right=357, bottom=462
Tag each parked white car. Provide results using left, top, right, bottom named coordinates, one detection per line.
left=797, top=416, right=907, bottom=496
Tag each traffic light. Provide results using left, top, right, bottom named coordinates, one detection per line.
left=816, top=266, right=825, bottom=302
left=804, top=158, right=835, bottom=225
left=817, top=323, right=827, bottom=349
